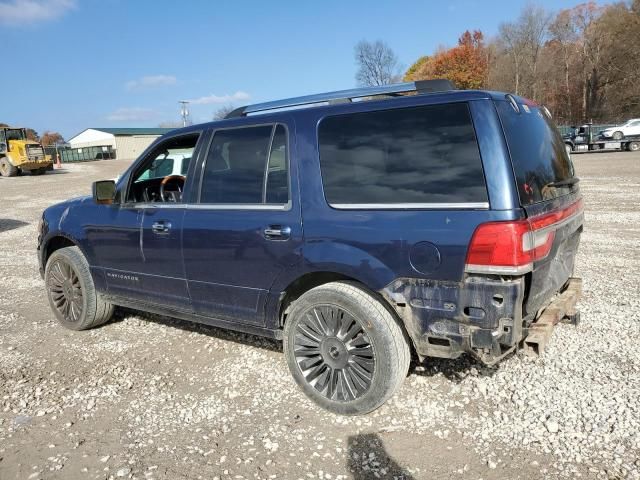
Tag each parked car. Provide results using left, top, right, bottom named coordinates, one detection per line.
left=38, top=81, right=584, bottom=415
left=600, top=118, right=640, bottom=139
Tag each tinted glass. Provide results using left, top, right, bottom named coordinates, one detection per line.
left=265, top=125, right=289, bottom=204
left=318, top=103, right=487, bottom=205
left=496, top=100, right=575, bottom=205
left=201, top=125, right=286, bottom=204
left=180, top=157, right=191, bottom=175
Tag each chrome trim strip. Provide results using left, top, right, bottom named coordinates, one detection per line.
left=330, top=202, right=490, bottom=210
left=120, top=202, right=290, bottom=211
left=187, top=203, right=290, bottom=211
left=465, top=263, right=533, bottom=275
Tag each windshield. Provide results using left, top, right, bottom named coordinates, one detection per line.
left=5, top=129, right=26, bottom=141
left=496, top=99, right=575, bottom=205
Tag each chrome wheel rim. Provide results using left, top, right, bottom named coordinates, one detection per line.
left=48, top=259, right=83, bottom=323
left=294, top=305, right=375, bottom=402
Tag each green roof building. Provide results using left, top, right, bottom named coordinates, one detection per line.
left=67, top=127, right=175, bottom=161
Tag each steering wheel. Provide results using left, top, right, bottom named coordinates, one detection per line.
left=160, top=175, right=185, bottom=202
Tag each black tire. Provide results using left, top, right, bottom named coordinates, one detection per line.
left=45, top=246, right=114, bottom=330
left=283, top=281, right=410, bottom=415
left=0, top=157, right=18, bottom=177
left=612, top=131, right=624, bottom=140
left=30, top=168, right=46, bottom=175
left=628, top=141, right=639, bottom=152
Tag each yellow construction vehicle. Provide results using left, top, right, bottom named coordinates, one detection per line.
left=0, top=126, right=53, bottom=177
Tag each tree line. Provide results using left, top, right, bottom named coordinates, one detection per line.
left=0, top=123, right=64, bottom=146
left=355, top=0, right=640, bottom=125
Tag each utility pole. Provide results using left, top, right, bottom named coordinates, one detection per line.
left=179, top=100, right=190, bottom=127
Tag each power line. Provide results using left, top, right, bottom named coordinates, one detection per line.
left=179, top=101, right=190, bottom=127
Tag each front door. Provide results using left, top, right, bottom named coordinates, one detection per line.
left=92, top=131, right=203, bottom=310
left=182, top=122, right=302, bottom=326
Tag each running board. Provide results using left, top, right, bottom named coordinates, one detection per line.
left=522, top=277, right=582, bottom=355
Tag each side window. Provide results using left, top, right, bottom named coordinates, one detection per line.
left=200, top=124, right=289, bottom=205
left=318, top=103, right=488, bottom=206
left=265, top=125, right=289, bottom=204
left=126, top=133, right=199, bottom=203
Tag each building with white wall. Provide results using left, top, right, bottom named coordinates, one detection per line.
left=67, top=128, right=173, bottom=160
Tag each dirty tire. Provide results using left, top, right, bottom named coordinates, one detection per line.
left=628, top=141, right=639, bottom=152
left=0, top=157, right=18, bottom=177
left=45, top=246, right=114, bottom=330
left=283, top=281, right=410, bottom=415
left=612, top=131, right=624, bottom=140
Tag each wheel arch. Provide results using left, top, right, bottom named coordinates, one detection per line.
left=275, top=270, right=417, bottom=359
left=42, top=234, right=82, bottom=266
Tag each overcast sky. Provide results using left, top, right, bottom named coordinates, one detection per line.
left=2, top=0, right=606, bottom=138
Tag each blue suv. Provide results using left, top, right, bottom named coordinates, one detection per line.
left=38, top=81, right=584, bottom=414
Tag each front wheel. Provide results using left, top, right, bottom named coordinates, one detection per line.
left=612, top=131, right=624, bottom=140
left=0, top=157, right=18, bottom=177
left=45, top=246, right=114, bottom=330
left=283, top=281, right=410, bottom=415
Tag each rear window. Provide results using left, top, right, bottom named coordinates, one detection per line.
left=496, top=99, right=575, bottom=205
left=318, top=103, right=488, bottom=206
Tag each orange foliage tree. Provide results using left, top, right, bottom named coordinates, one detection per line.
left=40, top=131, right=65, bottom=146
left=412, top=31, right=488, bottom=89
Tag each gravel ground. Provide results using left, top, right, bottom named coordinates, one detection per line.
left=0, top=152, right=639, bottom=480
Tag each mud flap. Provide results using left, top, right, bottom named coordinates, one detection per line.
left=522, top=277, right=582, bottom=355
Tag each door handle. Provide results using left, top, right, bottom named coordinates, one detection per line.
left=151, top=221, right=171, bottom=234
left=264, top=225, right=291, bottom=240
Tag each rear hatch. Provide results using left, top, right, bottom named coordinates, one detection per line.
left=495, top=97, right=584, bottom=319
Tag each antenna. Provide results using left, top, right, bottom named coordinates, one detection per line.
left=179, top=100, right=190, bottom=127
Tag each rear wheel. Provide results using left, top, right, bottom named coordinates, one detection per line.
left=45, top=246, right=114, bottom=330
left=31, top=168, right=47, bottom=175
left=0, top=157, right=18, bottom=177
left=612, top=131, right=624, bottom=140
left=628, top=141, right=639, bottom=152
left=283, top=281, right=410, bottom=415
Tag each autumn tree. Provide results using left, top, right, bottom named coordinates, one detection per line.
left=40, top=131, right=64, bottom=146
left=26, top=128, right=39, bottom=141
left=399, top=1, right=640, bottom=123
left=410, top=30, right=488, bottom=90
left=403, top=56, right=429, bottom=82
left=354, top=40, right=401, bottom=86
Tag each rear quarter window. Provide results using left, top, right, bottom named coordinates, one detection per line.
left=496, top=99, right=575, bottom=205
left=318, top=102, right=488, bottom=206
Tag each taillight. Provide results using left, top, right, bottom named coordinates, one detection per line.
left=465, top=199, right=583, bottom=275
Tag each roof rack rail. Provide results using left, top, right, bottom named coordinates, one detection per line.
left=225, top=79, right=456, bottom=119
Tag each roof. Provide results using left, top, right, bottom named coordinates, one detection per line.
left=175, top=88, right=500, bottom=137
left=89, top=128, right=174, bottom=136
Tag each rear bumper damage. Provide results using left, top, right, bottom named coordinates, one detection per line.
left=381, top=276, right=582, bottom=366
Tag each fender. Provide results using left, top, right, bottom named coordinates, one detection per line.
left=272, top=241, right=397, bottom=293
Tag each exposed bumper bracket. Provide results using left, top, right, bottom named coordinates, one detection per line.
left=522, top=277, right=582, bottom=355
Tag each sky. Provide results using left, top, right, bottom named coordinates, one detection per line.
left=1, top=0, right=605, bottom=139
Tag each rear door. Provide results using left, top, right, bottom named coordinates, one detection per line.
left=496, top=98, right=584, bottom=317
left=182, top=121, right=302, bottom=326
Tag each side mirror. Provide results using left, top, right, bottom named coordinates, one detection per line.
left=92, top=180, right=116, bottom=205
